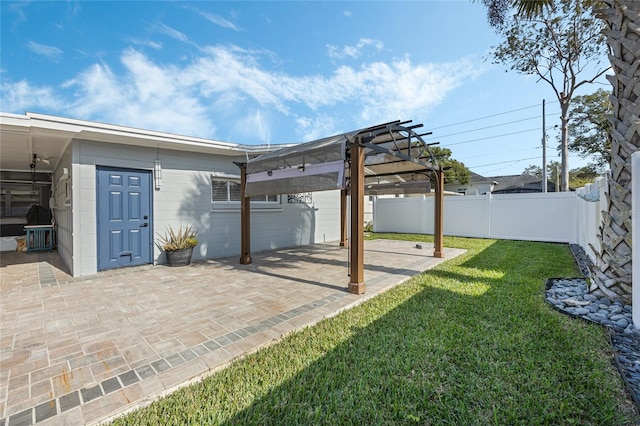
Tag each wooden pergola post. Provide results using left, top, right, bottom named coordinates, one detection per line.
left=239, top=163, right=252, bottom=264
left=434, top=167, right=444, bottom=258
left=349, top=137, right=366, bottom=294
left=340, top=189, right=348, bottom=247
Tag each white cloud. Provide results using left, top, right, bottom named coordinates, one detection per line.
left=196, top=10, right=241, bottom=31
left=54, top=1, right=81, bottom=30
left=62, top=50, right=216, bottom=138
left=27, top=41, right=63, bottom=60
left=181, top=47, right=479, bottom=128
left=157, top=24, right=190, bottom=44
left=295, top=114, right=339, bottom=142
left=0, top=79, right=61, bottom=112
left=6, top=45, right=482, bottom=144
left=127, top=38, right=162, bottom=50
left=234, top=109, right=271, bottom=144
left=327, top=38, right=383, bottom=60
left=5, top=1, right=30, bottom=29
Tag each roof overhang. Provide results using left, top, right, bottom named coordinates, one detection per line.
left=0, top=112, right=289, bottom=173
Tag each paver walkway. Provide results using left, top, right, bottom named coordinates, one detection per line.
left=0, top=240, right=464, bottom=425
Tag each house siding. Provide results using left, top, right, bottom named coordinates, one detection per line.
left=51, top=143, right=74, bottom=274
left=71, top=139, right=340, bottom=276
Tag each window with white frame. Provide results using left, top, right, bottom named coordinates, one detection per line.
left=211, top=176, right=279, bottom=204
left=212, top=178, right=241, bottom=202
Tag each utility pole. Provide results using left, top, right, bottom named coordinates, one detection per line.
left=542, top=100, right=547, bottom=193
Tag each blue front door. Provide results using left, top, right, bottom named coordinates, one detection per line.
left=97, top=167, right=152, bottom=271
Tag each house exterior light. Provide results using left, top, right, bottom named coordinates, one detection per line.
left=154, top=160, right=162, bottom=189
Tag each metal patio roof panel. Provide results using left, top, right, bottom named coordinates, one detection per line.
left=243, top=121, right=438, bottom=197
left=246, top=134, right=348, bottom=175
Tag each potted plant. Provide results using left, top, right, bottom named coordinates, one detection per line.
left=157, top=224, right=198, bottom=267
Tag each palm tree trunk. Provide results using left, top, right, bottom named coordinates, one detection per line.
left=589, top=0, right=639, bottom=303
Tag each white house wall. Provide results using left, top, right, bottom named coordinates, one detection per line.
left=73, top=139, right=340, bottom=276
left=51, top=142, right=74, bottom=275
left=75, top=143, right=99, bottom=276
left=444, top=182, right=493, bottom=195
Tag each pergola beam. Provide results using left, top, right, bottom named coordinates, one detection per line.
left=349, top=137, right=365, bottom=294
left=434, top=167, right=444, bottom=258
left=340, top=189, right=348, bottom=247
left=239, top=163, right=252, bottom=264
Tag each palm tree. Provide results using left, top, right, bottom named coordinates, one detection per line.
left=482, top=0, right=639, bottom=302
left=588, top=0, right=638, bottom=302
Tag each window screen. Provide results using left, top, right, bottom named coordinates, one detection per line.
left=212, top=176, right=279, bottom=203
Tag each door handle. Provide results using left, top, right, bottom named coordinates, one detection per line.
left=140, top=223, right=148, bottom=227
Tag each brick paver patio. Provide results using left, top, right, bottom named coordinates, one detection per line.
left=0, top=240, right=464, bottom=425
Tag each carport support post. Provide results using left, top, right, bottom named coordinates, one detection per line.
left=349, top=138, right=366, bottom=294
left=340, top=189, right=348, bottom=247
left=239, top=163, right=252, bottom=264
left=434, top=167, right=444, bottom=258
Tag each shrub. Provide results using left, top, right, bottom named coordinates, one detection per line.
left=157, top=225, right=198, bottom=251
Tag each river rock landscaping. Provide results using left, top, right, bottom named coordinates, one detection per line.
left=545, top=244, right=640, bottom=409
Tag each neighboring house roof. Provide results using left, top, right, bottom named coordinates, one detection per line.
left=489, top=174, right=557, bottom=193
left=469, top=171, right=498, bottom=185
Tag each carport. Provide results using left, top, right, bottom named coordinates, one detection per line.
left=237, top=120, right=445, bottom=294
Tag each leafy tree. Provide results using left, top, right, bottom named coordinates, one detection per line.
left=487, top=0, right=609, bottom=191
left=566, top=88, right=612, bottom=171
left=483, top=0, right=639, bottom=302
left=430, top=147, right=470, bottom=185
left=523, top=160, right=560, bottom=185
left=522, top=161, right=599, bottom=189
left=547, top=160, right=561, bottom=188
left=480, top=0, right=553, bottom=28
left=522, top=164, right=542, bottom=178
left=570, top=164, right=600, bottom=188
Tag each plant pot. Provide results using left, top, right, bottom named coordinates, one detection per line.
left=165, top=247, right=194, bottom=267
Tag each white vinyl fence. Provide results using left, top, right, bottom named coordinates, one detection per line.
left=376, top=163, right=639, bottom=326
left=374, top=177, right=609, bottom=264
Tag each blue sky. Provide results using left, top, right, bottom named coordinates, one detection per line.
left=1, top=1, right=611, bottom=177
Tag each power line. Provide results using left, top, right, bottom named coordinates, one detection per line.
left=429, top=100, right=559, bottom=131
left=426, top=115, right=542, bottom=140
left=444, top=128, right=539, bottom=146
left=470, top=153, right=592, bottom=170
left=442, top=125, right=559, bottom=147
left=470, top=156, right=541, bottom=169
left=463, top=146, right=541, bottom=160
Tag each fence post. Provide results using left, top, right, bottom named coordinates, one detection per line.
left=632, top=152, right=639, bottom=328
left=433, top=170, right=444, bottom=258
left=485, top=191, right=492, bottom=239
left=421, top=195, right=427, bottom=234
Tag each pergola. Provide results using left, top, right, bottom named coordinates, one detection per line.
left=236, top=120, right=444, bottom=294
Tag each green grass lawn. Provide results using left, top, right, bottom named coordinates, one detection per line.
left=111, top=235, right=637, bottom=425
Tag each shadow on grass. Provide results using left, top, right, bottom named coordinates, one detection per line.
left=113, top=239, right=628, bottom=425
left=215, top=241, right=624, bottom=424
